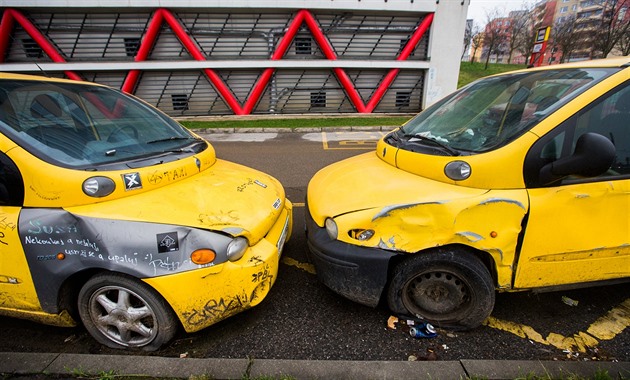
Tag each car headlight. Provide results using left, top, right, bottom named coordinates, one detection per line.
left=325, top=218, right=338, bottom=240
left=227, top=237, right=249, bottom=262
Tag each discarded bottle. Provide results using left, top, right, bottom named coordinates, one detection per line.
left=409, top=322, right=437, bottom=339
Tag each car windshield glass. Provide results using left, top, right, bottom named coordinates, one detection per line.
left=396, top=68, right=616, bottom=154
left=0, top=79, right=206, bottom=169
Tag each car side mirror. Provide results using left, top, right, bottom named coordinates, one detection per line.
left=539, top=132, right=616, bottom=185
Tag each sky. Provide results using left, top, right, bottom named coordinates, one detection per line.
left=466, top=0, right=536, bottom=25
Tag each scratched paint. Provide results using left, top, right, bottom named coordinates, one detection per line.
left=484, top=297, right=630, bottom=353
left=144, top=208, right=290, bottom=333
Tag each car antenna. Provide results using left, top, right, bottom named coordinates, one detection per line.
left=33, top=61, right=52, bottom=78
left=8, top=33, right=52, bottom=78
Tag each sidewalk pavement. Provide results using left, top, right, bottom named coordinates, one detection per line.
left=0, top=352, right=628, bottom=379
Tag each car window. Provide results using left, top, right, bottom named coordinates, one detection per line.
left=0, top=152, right=24, bottom=206
left=524, top=80, right=630, bottom=187
left=0, top=79, right=207, bottom=170
left=396, top=68, right=616, bottom=155
left=592, top=84, right=630, bottom=174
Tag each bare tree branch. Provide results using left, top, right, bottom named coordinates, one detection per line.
left=552, top=15, right=579, bottom=63
left=482, top=8, right=510, bottom=69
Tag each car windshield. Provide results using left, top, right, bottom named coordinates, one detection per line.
left=0, top=79, right=206, bottom=169
left=392, top=68, right=616, bottom=155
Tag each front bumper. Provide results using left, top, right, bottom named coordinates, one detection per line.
left=305, top=205, right=397, bottom=308
left=144, top=203, right=292, bottom=333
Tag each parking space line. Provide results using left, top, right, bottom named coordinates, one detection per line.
left=484, top=297, right=630, bottom=353
left=281, top=257, right=316, bottom=275
left=322, top=132, right=330, bottom=150
left=321, top=131, right=385, bottom=150
left=587, top=298, right=630, bottom=340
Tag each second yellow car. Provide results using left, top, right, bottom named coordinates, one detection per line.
left=306, top=57, right=629, bottom=330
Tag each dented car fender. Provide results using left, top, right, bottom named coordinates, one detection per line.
left=332, top=190, right=529, bottom=288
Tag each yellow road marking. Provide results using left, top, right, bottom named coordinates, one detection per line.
left=281, top=257, right=316, bottom=275
left=321, top=131, right=385, bottom=150
left=292, top=202, right=305, bottom=207
left=484, top=297, right=630, bottom=353
left=587, top=298, right=630, bottom=340
left=283, top=250, right=628, bottom=353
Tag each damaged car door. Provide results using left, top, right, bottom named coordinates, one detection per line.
left=517, top=81, right=630, bottom=288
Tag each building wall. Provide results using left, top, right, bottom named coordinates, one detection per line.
left=0, top=0, right=469, bottom=116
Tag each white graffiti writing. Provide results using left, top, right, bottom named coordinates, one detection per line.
left=145, top=253, right=188, bottom=275
left=74, top=238, right=100, bottom=252
left=24, top=235, right=64, bottom=245
left=108, top=254, right=138, bottom=266
left=64, top=249, right=99, bottom=258
left=27, top=220, right=79, bottom=235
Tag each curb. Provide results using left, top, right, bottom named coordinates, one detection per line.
left=190, top=125, right=398, bottom=134
left=1, top=353, right=629, bottom=380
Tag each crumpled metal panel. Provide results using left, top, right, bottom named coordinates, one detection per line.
left=20, top=208, right=232, bottom=313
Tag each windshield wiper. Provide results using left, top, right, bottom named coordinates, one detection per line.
left=405, top=133, right=460, bottom=156
left=146, top=136, right=197, bottom=144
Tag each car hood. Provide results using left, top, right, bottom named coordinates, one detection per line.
left=307, top=152, right=489, bottom=226
left=67, top=159, right=286, bottom=244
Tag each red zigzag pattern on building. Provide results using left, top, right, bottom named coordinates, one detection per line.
left=0, top=8, right=434, bottom=115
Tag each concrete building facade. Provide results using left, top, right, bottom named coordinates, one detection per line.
left=0, top=0, right=470, bottom=117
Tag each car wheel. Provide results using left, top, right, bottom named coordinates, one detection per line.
left=78, top=272, right=178, bottom=351
left=387, top=248, right=495, bottom=330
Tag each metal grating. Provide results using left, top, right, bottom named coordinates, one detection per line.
left=2, top=8, right=430, bottom=115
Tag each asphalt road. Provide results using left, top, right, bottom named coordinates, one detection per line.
left=1, top=131, right=628, bottom=363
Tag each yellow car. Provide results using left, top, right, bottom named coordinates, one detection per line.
left=306, top=57, right=629, bottom=330
left=0, top=73, right=292, bottom=350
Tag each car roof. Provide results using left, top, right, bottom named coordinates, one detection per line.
left=474, top=57, right=630, bottom=83
left=0, top=72, right=100, bottom=87
left=531, top=56, right=630, bottom=70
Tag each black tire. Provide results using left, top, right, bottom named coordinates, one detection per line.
left=387, top=248, right=495, bottom=330
left=78, top=272, right=178, bottom=351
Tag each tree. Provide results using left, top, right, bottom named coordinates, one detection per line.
left=514, top=8, right=539, bottom=65
left=482, top=9, right=509, bottom=69
left=552, top=15, right=579, bottom=63
left=468, top=24, right=483, bottom=63
left=506, top=10, right=530, bottom=63
left=590, top=0, right=630, bottom=58
left=618, top=24, right=630, bottom=55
